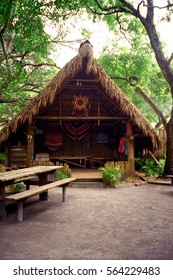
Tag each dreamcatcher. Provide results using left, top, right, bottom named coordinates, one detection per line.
left=72, top=95, right=89, bottom=116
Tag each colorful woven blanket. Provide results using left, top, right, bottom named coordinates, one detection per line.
left=45, top=132, right=63, bottom=151
left=62, top=122, right=94, bottom=141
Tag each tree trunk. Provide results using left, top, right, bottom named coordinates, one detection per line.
left=164, top=109, right=173, bottom=175
left=94, top=0, right=173, bottom=175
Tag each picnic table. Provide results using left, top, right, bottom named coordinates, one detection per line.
left=0, top=165, right=62, bottom=219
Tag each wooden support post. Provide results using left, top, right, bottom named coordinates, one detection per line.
left=171, top=178, right=173, bottom=186
left=6, top=140, right=11, bottom=167
left=0, top=200, right=7, bottom=218
left=98, top=94, right=100, bottom=126
left=62, top=185, right=67, bottom=202
left=18, top=200, right=24, bottom=222
left=26, top=182, right=30, bottom=190
left=26, top=124, right=34, bottom=167
left=60, top=92, right=62, bottom=125
left=126, top=121, right=135, bottom=176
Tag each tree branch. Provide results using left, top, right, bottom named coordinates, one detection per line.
left=0, top=98, right=17, bottom=103
left=0, top=31, right=11, bottom=75
left=168, top=53, right=173, bottom=65
left=84, top=0, right=134, bottom=16
left=116, top=12, right=133, bottom=46
left=137, top=1, right=145, bottom=12
left=135, top=86, right=167, bottom=129
left=22, top=62, right=59, bottom=68
left=143, top=1, right=173, bottom=10
left=155, top=114, right=170, bottom=129
left=111, top=75, right=139, bottom=86
left=20, top=89, right=41, bottom=94
left=111, top=74, right=167, bottom=128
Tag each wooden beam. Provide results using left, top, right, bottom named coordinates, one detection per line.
left=35, top=116, right=128, bottom=121
left=65, top=79, right=99, bottom=83
left=63, top=85, right=98, bottom=89
left=93, top=89, right=120, bottom=118
left=59, top=91, right=62, bottom=125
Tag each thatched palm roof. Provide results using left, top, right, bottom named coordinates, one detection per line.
left=0, top=40, right=161, bottom=150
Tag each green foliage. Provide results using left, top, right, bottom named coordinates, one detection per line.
left=99, top=43, right=171, bottom=125
left=12, top=182, right=26, bottom=192
left=56, top=170, right=70, bottom=180
left=81, top=28, right=92, bottom=39
left=5, top=182, right=26, bottom=194
left=0, top=0, right=172, bottom=130
left=99, top=166, right=124, bottom=187
left=0, top=153, right=6, bottom=162
left=136, top=158, right=165, bottom=177
left=0, top=0, right=69, bottom=122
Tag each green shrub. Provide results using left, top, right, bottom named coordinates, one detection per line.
left=98, top=166, right=124, bottom=187
left=13, top=182, right=26, bottom=192
left=5, top=182, right=26, bottom=194
left=141, top=159, right=165, bottom=177
left=56, top=170, right=69, bottom=180
left=0, top=153, right=6, bottom=162
left=135, top=158, right=146, bottom=170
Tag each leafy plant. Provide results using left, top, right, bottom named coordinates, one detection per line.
left=56, top=170, right=70, bottom=180
left=5, top=182, right=26, bottom=194
left=0, top=153, right=6, bottom=162
left=0, top=164, right=4, bottom=173
left=0, top=153, right=6, bottom=172
left=98, top=166, right=124, bottom=187
left=141, top=159, right=165, bottom=177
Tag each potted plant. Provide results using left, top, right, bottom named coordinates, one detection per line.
left=98, top=166, right=124, bottom=187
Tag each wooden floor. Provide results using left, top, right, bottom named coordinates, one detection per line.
left=71, top=168, right=102, bottom=181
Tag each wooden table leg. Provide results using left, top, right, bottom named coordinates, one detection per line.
left=62, top=185, right=67, bottom=202
left=18, top=200, right=24, bottom=222
left=171, top=178, right=173, bottom=186
left=0, top=200, right=7, bottom=218
left=38, top=173, right=48, bottom=200
left=0, top=187, right=7, bottom=219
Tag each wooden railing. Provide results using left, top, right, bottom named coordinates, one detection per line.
left=104, top=160, right=134, bottom=177
left=28, top=159, right=72, bottom=180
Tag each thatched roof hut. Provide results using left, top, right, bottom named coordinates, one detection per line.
left=0, top=41, right=161, bottom=171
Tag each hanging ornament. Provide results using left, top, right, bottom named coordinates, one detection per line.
left=72, top=95, right=89, bottom=116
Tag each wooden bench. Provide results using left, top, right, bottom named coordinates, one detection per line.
left=5, top=178, right=76, bottom=222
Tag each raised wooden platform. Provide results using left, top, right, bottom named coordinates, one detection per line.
left=148, top=179, right=171, bottom=186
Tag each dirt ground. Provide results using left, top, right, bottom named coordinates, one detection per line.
left=0, top=181, right=173, bottom=260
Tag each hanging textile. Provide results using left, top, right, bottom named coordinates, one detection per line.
left=96, top=132, right=108, bottom=144
left=45, top=132, right=63, bottom=151
left=62, top=122, right=94, bottom=141
left=72, top=95, right=89, bottom=116
left=119, top=136, right=128, bottom=154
